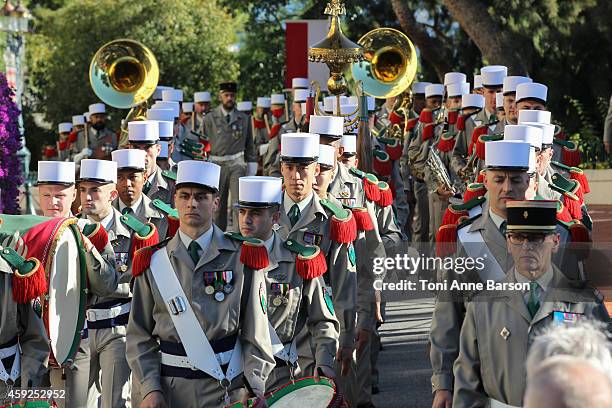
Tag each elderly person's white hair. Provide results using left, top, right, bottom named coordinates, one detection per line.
left=526, top=320, right=612, bottom=382
left=524, top=355, right=612, bottom=408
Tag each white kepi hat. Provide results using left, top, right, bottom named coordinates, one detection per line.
left=293, top=89, right=309, bottom=103
left=128, top=120, right=159, bottom=144
left=341, top=135, right=357, bottom=156
left=412, top=82, right=431, bottom=94
left=153, top=86, right=173, bottom=100
left=112, top=149, right=146, bottom=171
left=238, top=176, right=282, bottom=207
left=237, top=101, right=253, bottom=112
left=176, top=160, right=221, bottom=191
left=461, top=94, right=485, bottom=109
left=447, top=82, right=470, bottom=98
left=444, top=72, right=467, bottom=86
left=425, top=84, right=445, bottom=98
left=496, top=92, right=504, bottom=110
left=473, top=75, right=483, bottom=90
left=309, top=115, right=344, bottom=139
left=89, top=103, right=106, bottom=115
left=37, top=161, right=75, bottom=185
left=58, top=122, right=73, bottom=134
left=158, top=141, right=169, bottom=159
left=271, top=94, right=285, bottom=105
left=162, top=89, right=183, bottom=102
left=257, top=97, right=271, bottom=109
left=152, top=101, right=180, bottom=118
left=318, top=144, right=336, bottom=168
left=485, top=140, right=531, bottom=171
left=292, top=78, right=310, bottom=89
left=480, top=65, right=507, bottom=88
left=72, top=115, right=86, bottom=126
left=503, top=76, right=532, bottom=95
left=522, top=122, right=555, bottom=146
left=79, top=159, right=117, bottom=184
left=516, top=82, right=548, bottom=104
left=280, top=133, right=320, bottom=162
left=194, top=92, right=212, bottom=103
left=518, top=110, right=552, bottom=125
left=146, top=109, right=174, bottom=140
left=503, top=125, right=543, bottom=150
left=182, top=102, right=194, bottom=113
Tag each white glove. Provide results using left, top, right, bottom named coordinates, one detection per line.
left=259, top=143, right=270, bottom=157
left=247, top=162, right=258, bottom=176
left=73, top=148, right=93, bottom=163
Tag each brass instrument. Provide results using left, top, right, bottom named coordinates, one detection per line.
left=426, top=145, right=455, bottom=194
left=351, top=28, right=418, bottom=98
left=458, top=153, right=478, bottom=184
left=89, top=39, right=159, bottom=148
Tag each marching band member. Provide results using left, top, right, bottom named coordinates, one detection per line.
left=127, top=160, right=274, bottom=407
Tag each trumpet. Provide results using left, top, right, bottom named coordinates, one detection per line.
left=426, top=145, right=455, bottom=194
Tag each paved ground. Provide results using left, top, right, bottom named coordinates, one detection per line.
left=372, top=299, right=434, bottom=408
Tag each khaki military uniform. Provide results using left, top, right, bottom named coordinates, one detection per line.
left=263, top=231, right=339, bottom=391
left=127, top=226, right=275, bottom=407
left=76, top=127, right=118, bottom=157
left=45, top=221, right=119, bottom=408
left=453, top=267, right=609, bottom=408
left=407, top=116, right=436, bottom=244
left=328, top=163, right=390, bottom=407
left=171, top=122, right=198, bottom=163
left=275, top=193, right=356, bottom=373
left=430, top=200, right=588, bottom=393
left=86, top=208, right=137, bottom=408
left=113, top=193, right=170, bottom=241
left=203, top=106, right=257, bottom=231
left=145, top=166, right=176, bottom=206
left=0, top=257, right=49, bottom=403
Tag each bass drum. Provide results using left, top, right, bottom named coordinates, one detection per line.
left=225, top=377, right=349, bottom=408
left=1, top=215, right=88, bottom=367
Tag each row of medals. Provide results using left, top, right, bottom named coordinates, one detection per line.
left=272, top=283, right=290, bottom=307
left=204, top=271, right=233, bottom=302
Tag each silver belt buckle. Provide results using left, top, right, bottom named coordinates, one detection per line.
left=167, top=296, right=187, bottom=315
left=87, top=310, right=97, bottom=322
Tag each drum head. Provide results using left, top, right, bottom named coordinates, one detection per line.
left=268, top=377, right=335, bottom=407
left=47, top=224, right=85, bottom=365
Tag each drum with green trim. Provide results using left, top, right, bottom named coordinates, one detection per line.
left=0, top=215, right=88, bottom=368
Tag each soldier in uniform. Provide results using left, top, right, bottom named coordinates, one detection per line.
left=127, top=120, right=176, bottom=206
left=452, top=200, right=610, bottom=408
left=495, top=92, right=505, bottom=123
left=0, top=238, right=49, bottom=404
left=235, top=176, right=339, bottom=390
left=193, top=91, right=212, bottom=135
left=275, top=132, right=356, bottom=379
left=111, top=149, right=170, bottom=240
left=430, top=140, right=533, bottom=408
left=57, top=122, right=73, bottom=161
left=253, top=97, right=272, bottom=157
left=147, top=108, right=178, bottom=172
left=127, top=160, right=274, bottom=408
left=36, top=161, right=119, bottom=408
left=79, top=159, right=152, bottom=408
left=407, top=83, right=444, bottom=244
left=501, top=76, right=533, bottom=127
left=473, top=74, right=483, bottom=95
left=203, top=81, right=258, bottom=231
left=450, top=93, right=486, bottom=182
left=77, top=103, right=118, bottom=159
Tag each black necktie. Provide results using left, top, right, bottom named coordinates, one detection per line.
left=122, top=207, right=133, bottom=216
left=188, top=241, right=201, bottom=264
left=499, top=220, right=507, bottom=236
left=226, top=114, right=231, bottom=124
left=288, top=204, right=300, bottom=227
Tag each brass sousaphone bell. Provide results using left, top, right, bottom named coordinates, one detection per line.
left=89, top=39, right=159, bottom=109
left=351, top=28, right=417, bottom=99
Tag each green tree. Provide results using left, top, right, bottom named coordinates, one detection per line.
left=25, top=0, right=239, bottom=151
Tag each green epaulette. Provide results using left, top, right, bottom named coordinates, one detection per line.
left=377, top=137, right=397, bottom=146
left=550, top=160, right=583, bottom=174
left=441, top=130, right=458, bottom=138
left=549, top=172, right=580, bottom=199
left=152, top=199, right=178, bottom=218
left=161, top=169, right=177, bottom=181
left=283, top=239, right=318, bottom=257
left=372, top=149, right=389, bottom=160
left=0, top=244, right=35, bottom=275
left=349, top=167, right=366, bottom=178
left=81, top=222, right=97, bottom=237
left=449, top=195, right=486, bottom=212
left=224, top=231, right=265, bottom=245
left=479, top=133, right=504, bottom=142
left=319, top=198, right=351, bottom=220
left=457, top=212, right=481, bottom=230
left=553, top=138, right=577, bottom=150
left=120, top=213, right=154, bottom=237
